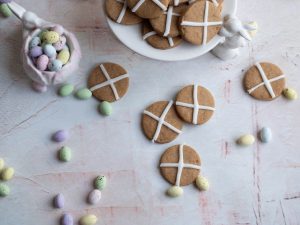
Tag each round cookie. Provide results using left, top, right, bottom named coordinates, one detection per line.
left=175, top=84, right=215, bottom=125
left=88, top=63, right=129, bottom=102
left=142, top=101, right=183, bottom=144
left=142, top=22, right=182, bottom=49
left=127, top=0, right=170, bottom=19
left=106, top=0, right=143, bottom=25
left=179, top=1, right=222, bottom=45
left=243, top=62, right=286, bottom=101
left=149, top=5, right=188, bottom=37
left=160, top=144, right=201, bottom=186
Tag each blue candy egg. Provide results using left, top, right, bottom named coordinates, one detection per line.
left=29, top=36, right=41, bottom=49
left=48, top=59, right=63, bottom=72
left=259, top=127, right=272, bottom=143
left=43, top=44, right=57, bottom=58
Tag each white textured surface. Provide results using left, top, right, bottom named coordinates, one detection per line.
left=0, top=0, right=300, bottom=225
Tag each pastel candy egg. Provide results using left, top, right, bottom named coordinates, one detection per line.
left=259, top=127, right=272, bottom=143
left=283, top=88, right=298, bottom=100
left=98, top=101, right=113, bottom=116
left=53, top=193, right=64, bottom=208
left=195, top=176, right=210, bottom=191
left=94, top=176, right=107, bottom=190
left=51, top=25, right=64, bottom=35
left=29, top=46, right=43, bottom=58
left=36, top=55, right=49, bottom=71
left=237, top=134, right=255, bottom=146
left=0, top=158, right=4, bottom=171
left=0, top=183, right=10, bottom=197
left=0, top=0, right=13, bottom=3
left=0, top=3, right=13, bottom=17
left=59, top=146, right=72, bottom=162
left=29, top=36, right=41, bottom=49
left=1, top=167, right=14, bottom=181
left=43, top=31, right=60, bottom=44
left=88, top=189, right=102, bottom=205
left=39, top=30, right=47, bottom=40
left=75, top=88, right=92, bottom=100
left=248, top=21, right=258, bottom=38
left=57, top=48, right=70, bottom=65
left=43, top=44, right=57, bottom=58
left=53, top=36, right=67, bottom=51
left=79, top=214, right=98, bottom=225
left=48, top=59, right=63, bottom=72
left=167, top=186, right=183, bottom=197
left=59, top=84, right=74, bottom=97
left=52, top=130, right=69, bottom=142
left=61, top=213, right=74, bottom=225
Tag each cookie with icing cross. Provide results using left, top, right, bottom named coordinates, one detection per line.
left=179, top=0, right=222, bottom=45
left=106, top=0, right=143, bottom=25
left=169, top=0, right=189, bottom=6
left=149, top=4, right=188, bottom=38
left=127, top=0, right=170, bottom=19
left=142, top=22, right=182, bottom=49
left=142, top=101, right=183, bottom=144
left=175, top=84, right=215, bottom=125
left=243, top=62, right=286, bottom=101
left=88, top=63, right=129, bottom=102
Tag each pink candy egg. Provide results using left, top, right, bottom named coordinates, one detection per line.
left=53, top=36, right=67, bottom=51
left=36, top=55, right=49, bottom=71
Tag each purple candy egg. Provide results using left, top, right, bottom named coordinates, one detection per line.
left=51, top=25, right=64, bottom=35
left=52, top=130, right=69, bottom=142
left=61, top=213, right=74, bottom=225
left=53, top=193, right=64, bottom=209
left=0, top=0, right=12, bottom=3
left=53, top=36, right=67, bottom=51
left=36, top=55, right=49, bottom=71
left=29, top=46, right=43, bottom=58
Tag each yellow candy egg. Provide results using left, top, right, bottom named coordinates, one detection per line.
left=57, top=49, right=70, bottom=65
left=1, top=167, right=14, bottom=181
left=43, top=31, right=60, bottom=44
left=237, top=134, right=255, bottom=146
left=167, top=186, right=183, bottom=197
left=196, top=176, right=210, bottom=191
left=283, top=88, right=298, bottom=100
left=248, top=21, right=258, bottom=38
left=79, top=214, right=98, bottom=225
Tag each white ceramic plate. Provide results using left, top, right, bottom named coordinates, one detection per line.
left=107, top=0, right=237, bottom=61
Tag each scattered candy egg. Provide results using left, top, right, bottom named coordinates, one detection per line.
left=75, top=88, right=92, bottom=100
left=53, top=193, right=64, bottom=208
left=48, top=59, right=63, bottom=72
left=79, top=214, right=98, bottom=225
left=94, top=175, right=107, bottom=190
left=59, top=146, right=72, bottom=162
left=61, top=213, right=74, bottom=225
left=43, top=44, right=57, bottom=58
left=1, top=167, right=14, bottom=181
left=29, top=36, right=41, bottom=49
left=98, top=101, right=113, bottom=116
left=88, top=189, right=102, bottom=205
left=36, top=55, right=49, bottom=71
left=51, top=25, right=64, bottom=35
left=248, top=21, right=258, bottom=37
left=195, top=175, right=210, bottom=191
left=53, top=36, right=67, bottom=51
left=29, top=46, right=43, bottom=58
left=59, top=84, right=74, bottom=97
left=0, top=3, right=12, bottom=17
left=32, top=81, right=47, bottom=93
left=167, top=186, right=183, bottom=197
left=237, top=134, right=255, bottom=146
left=57, top=48, right=70, bottom=65
left=259, top=127, right=272, bottom=143
left=283, top=88, right=298, bottom=100
left=0, top=183, right=10, bottom=197
left=43, top=31, right=60, bottom=44
left=52, top=130, right=69, bottom=142
left=0, top=158, right=4, bottom=171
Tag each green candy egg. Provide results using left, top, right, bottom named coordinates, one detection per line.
left=94, top=175, right=107, bottom=190
left=75, top=88, right=92, bottom=100
left=0, top=183, right=10, bottom=197
left=0, top=4, right=13, bottom=18
left=59, top=84, right=74, bottom=97
left=58, top=146, right=72, bottom=162
left=98, top=101, right=112, bottom=116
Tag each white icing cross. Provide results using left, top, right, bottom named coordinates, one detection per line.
left=116, top=0, right=127, bottom=23
left=163, top=6, right=180, bottom=37
left=143, top=100, right=182, bottom=143
left=247, top=63, right=285, bottom=98
left=160, top=144, right=201, bottom=187
left=176, top=84, right=215, bottom=125
left=142, top=31, right=175, bottom=47
left=89, top=64, right=129, bottom=101
left=132, top=0, right=167, bottom=13
left=181, top=1, right=223, bottom=45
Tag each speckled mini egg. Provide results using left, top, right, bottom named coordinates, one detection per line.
left=29, top=36, right=41, bottom=49
left=43, top=31, right=60, bottom=44
left=36, top=55, right=49, bottom=71
left=48, top=59, right=63, bottom=72
left=53, top=35, right=67, bottom=51
left=57, top=48, right=70, bottom=65
left=29, top=46, right=43, bottom=58
left=43, top=44, right=57, bottom=58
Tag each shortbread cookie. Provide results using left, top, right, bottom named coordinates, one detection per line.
left=106, top=0, right=143, bottom=25
left=160, top=144, right=201, bottom=186
left=243, top=62, right=286, bottom=101
left=175, top=84, right=215, bottom=125
left=180, top=1, right=222, bottom=45
left=149, top=5, right=188, bottom=37
left=127, top=0, right=170, bottom=19
left=88, top=63, right=129, bottom=102
left=142, top=101, right=183, bottom=144
left=142, top=22, right=182, bottom=49
left=189, top=0, right=224, bottom=14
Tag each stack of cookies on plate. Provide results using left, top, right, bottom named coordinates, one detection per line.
left=105, top=0, right=224, bottom=50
